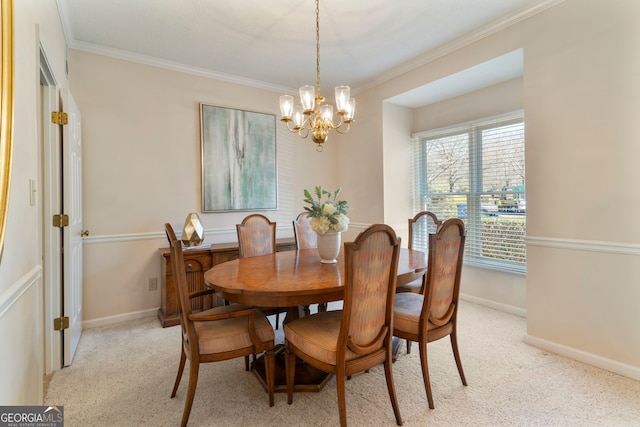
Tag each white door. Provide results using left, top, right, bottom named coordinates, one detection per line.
left=61, top=90, right=83, bottom=366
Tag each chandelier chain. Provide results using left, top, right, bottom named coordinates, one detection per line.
left=315, top=0, right=321, bottom=98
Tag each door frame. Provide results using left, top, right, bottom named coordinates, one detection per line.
left=39, top=46, right=62, bottom=375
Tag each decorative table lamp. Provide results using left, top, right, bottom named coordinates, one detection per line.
left=181, top=212, right=205, bottom=247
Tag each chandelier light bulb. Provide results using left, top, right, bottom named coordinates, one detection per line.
left=335, top=86, right=350, bottom=112
left=293, top=105, right=305, bottom=128
left=344, top=98, right=355, bottom=122
left=300, top=85, right=315, bottom=112
left=279, top=95, right=293, bottom=119
left=321, top=105, right=333, bottom=123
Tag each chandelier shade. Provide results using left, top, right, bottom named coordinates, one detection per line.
left=278, top=0, right=355, bottom=152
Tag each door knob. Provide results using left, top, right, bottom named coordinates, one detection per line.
left=81, top=230, right=90, bottom=237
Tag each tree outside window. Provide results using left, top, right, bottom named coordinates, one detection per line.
left=414, top=114, right=525, bottom=272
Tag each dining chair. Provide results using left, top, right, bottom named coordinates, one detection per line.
left=396, top=211, right=442, bottom=355
left=237, top=213, right=287, bottom=328
left=284, top=224, right=403, bottom=427
left=396, top=211, right=442, bottom=294
left=292, top=211, right=327, bottom=316
left=165, top=223, right=276, bottom=427
left=392, top=217, right=467, bottom=409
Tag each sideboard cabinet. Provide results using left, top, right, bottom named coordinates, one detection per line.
left=158, top=238, right=296, bottom=327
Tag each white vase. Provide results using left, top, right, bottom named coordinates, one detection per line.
left=316, top=231, right=342, bottom=264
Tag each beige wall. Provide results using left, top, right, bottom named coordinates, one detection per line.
left=522, top=0, right=640, bottom=372
left=68, top=50, right=341, bottom=325
left=342, top=0, right=640, bottom=376
left=0, top=0, right=68, bottom=404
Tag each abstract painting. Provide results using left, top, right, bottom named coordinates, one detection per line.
left=200, top=104, right=277, bottom=211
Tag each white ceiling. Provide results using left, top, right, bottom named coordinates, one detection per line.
left=56, top=0, right=553, bottom=107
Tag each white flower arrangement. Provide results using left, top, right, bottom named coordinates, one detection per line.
left=303, top=186, right=350, bottom=235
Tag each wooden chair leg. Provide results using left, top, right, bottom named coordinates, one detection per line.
left=318, top=303, right=327, bottom=312
left=265, top=348, right=276, bottom=407
left=274, top=313, right=280, bottom=330
left=181, top=358, right=200, bottom=427
left=336, top=370, right=348, bottom=427
left=171, top=347, right=186, bottom=398
left=419, top=340, right=434, bottom=409
left=450, top=332, right=467, bottom=386
left=406, top=339, right=412, bottom=354
left=285, top=348, right=296, bottom=405
left=244, top=355, right=250, bottom=371
left=383, top=356, right=403, bottom=426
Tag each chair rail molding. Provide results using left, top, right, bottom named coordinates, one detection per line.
left=82, top=226, right=295, bottom=245
left=0, top=266, right=42, bottom=319
left=525, top=236, right=640, bottom=256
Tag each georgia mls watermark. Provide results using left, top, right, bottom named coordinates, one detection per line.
left=0, top=406, right=63, bottom=427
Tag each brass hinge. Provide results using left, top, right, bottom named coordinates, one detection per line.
left=53, top=316, right=69, bottom=331
left=51, top=111, right=68, bottom=125
left=53, top=214, right=69, bottom=228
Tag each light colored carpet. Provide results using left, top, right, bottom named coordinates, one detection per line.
left=45, top=301, right=640, bottom=426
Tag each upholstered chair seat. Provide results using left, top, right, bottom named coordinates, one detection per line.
left=193, top=304, right=275, bottom=354
left=393, top=293, right=456, bottom=338
left=284, top=311, right=358, bottom=365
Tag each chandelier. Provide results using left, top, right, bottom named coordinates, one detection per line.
left=278, top=0, right=355, bottom=152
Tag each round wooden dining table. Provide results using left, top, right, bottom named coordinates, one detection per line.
left=203, top=247, right=427, bottom=393
left=204, top=247, right=427, bottom=310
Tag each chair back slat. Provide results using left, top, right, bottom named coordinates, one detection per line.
left=165, top=223, right=196, bottom=339
left=408, top=211, right=442, bottom=254
left=424, top=218, right=465, bottom=326
left=237, top=214, right=276, bottom=258
left=293, top=212, right=317, bottom=250
left=342, top=224, right=400, bottom=353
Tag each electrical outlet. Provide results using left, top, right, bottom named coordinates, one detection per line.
left=148, top=277, right=158, bottom=291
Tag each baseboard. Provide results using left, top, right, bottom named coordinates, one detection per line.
left=524, top=335, right=640, bottom=381
left=82, top=308, right=159, bottom=330
left=460, top=293, right=527, bottom=318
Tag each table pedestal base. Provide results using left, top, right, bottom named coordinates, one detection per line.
left=251, top=345, right=332, bottom=393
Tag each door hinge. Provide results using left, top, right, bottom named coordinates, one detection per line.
left=53, top=214, right=69, bottom=228
left=53, top=316, right=70, bottom=331
left=51, top=111, right=68, bottom=125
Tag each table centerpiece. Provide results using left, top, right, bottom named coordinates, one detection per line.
left=303, top=186, right=350, bottom=263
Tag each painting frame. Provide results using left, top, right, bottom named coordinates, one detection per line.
left=200, top=104, right=277, bottom=212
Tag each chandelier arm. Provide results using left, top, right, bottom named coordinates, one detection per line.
left=334, top=123, right=351, bottom=135
left=329, top=116, right=344, bottom=130
left=298, top=127, right=310, bottom=139
left=283, top=120, right=300, bottom=133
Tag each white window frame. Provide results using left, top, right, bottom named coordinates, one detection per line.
left=413, top=111, right=526, bottom=274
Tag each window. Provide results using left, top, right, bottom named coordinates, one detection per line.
left=413, top=113, right=526, bottom=273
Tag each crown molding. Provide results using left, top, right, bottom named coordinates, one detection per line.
left=68, top=41, right=293, bottom=94
left=57, top=0, right=565, bottom=95
left=356, top=0, right=566, bottom=94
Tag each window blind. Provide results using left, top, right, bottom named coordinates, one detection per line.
left=413, top=113, right=526, bottom=273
